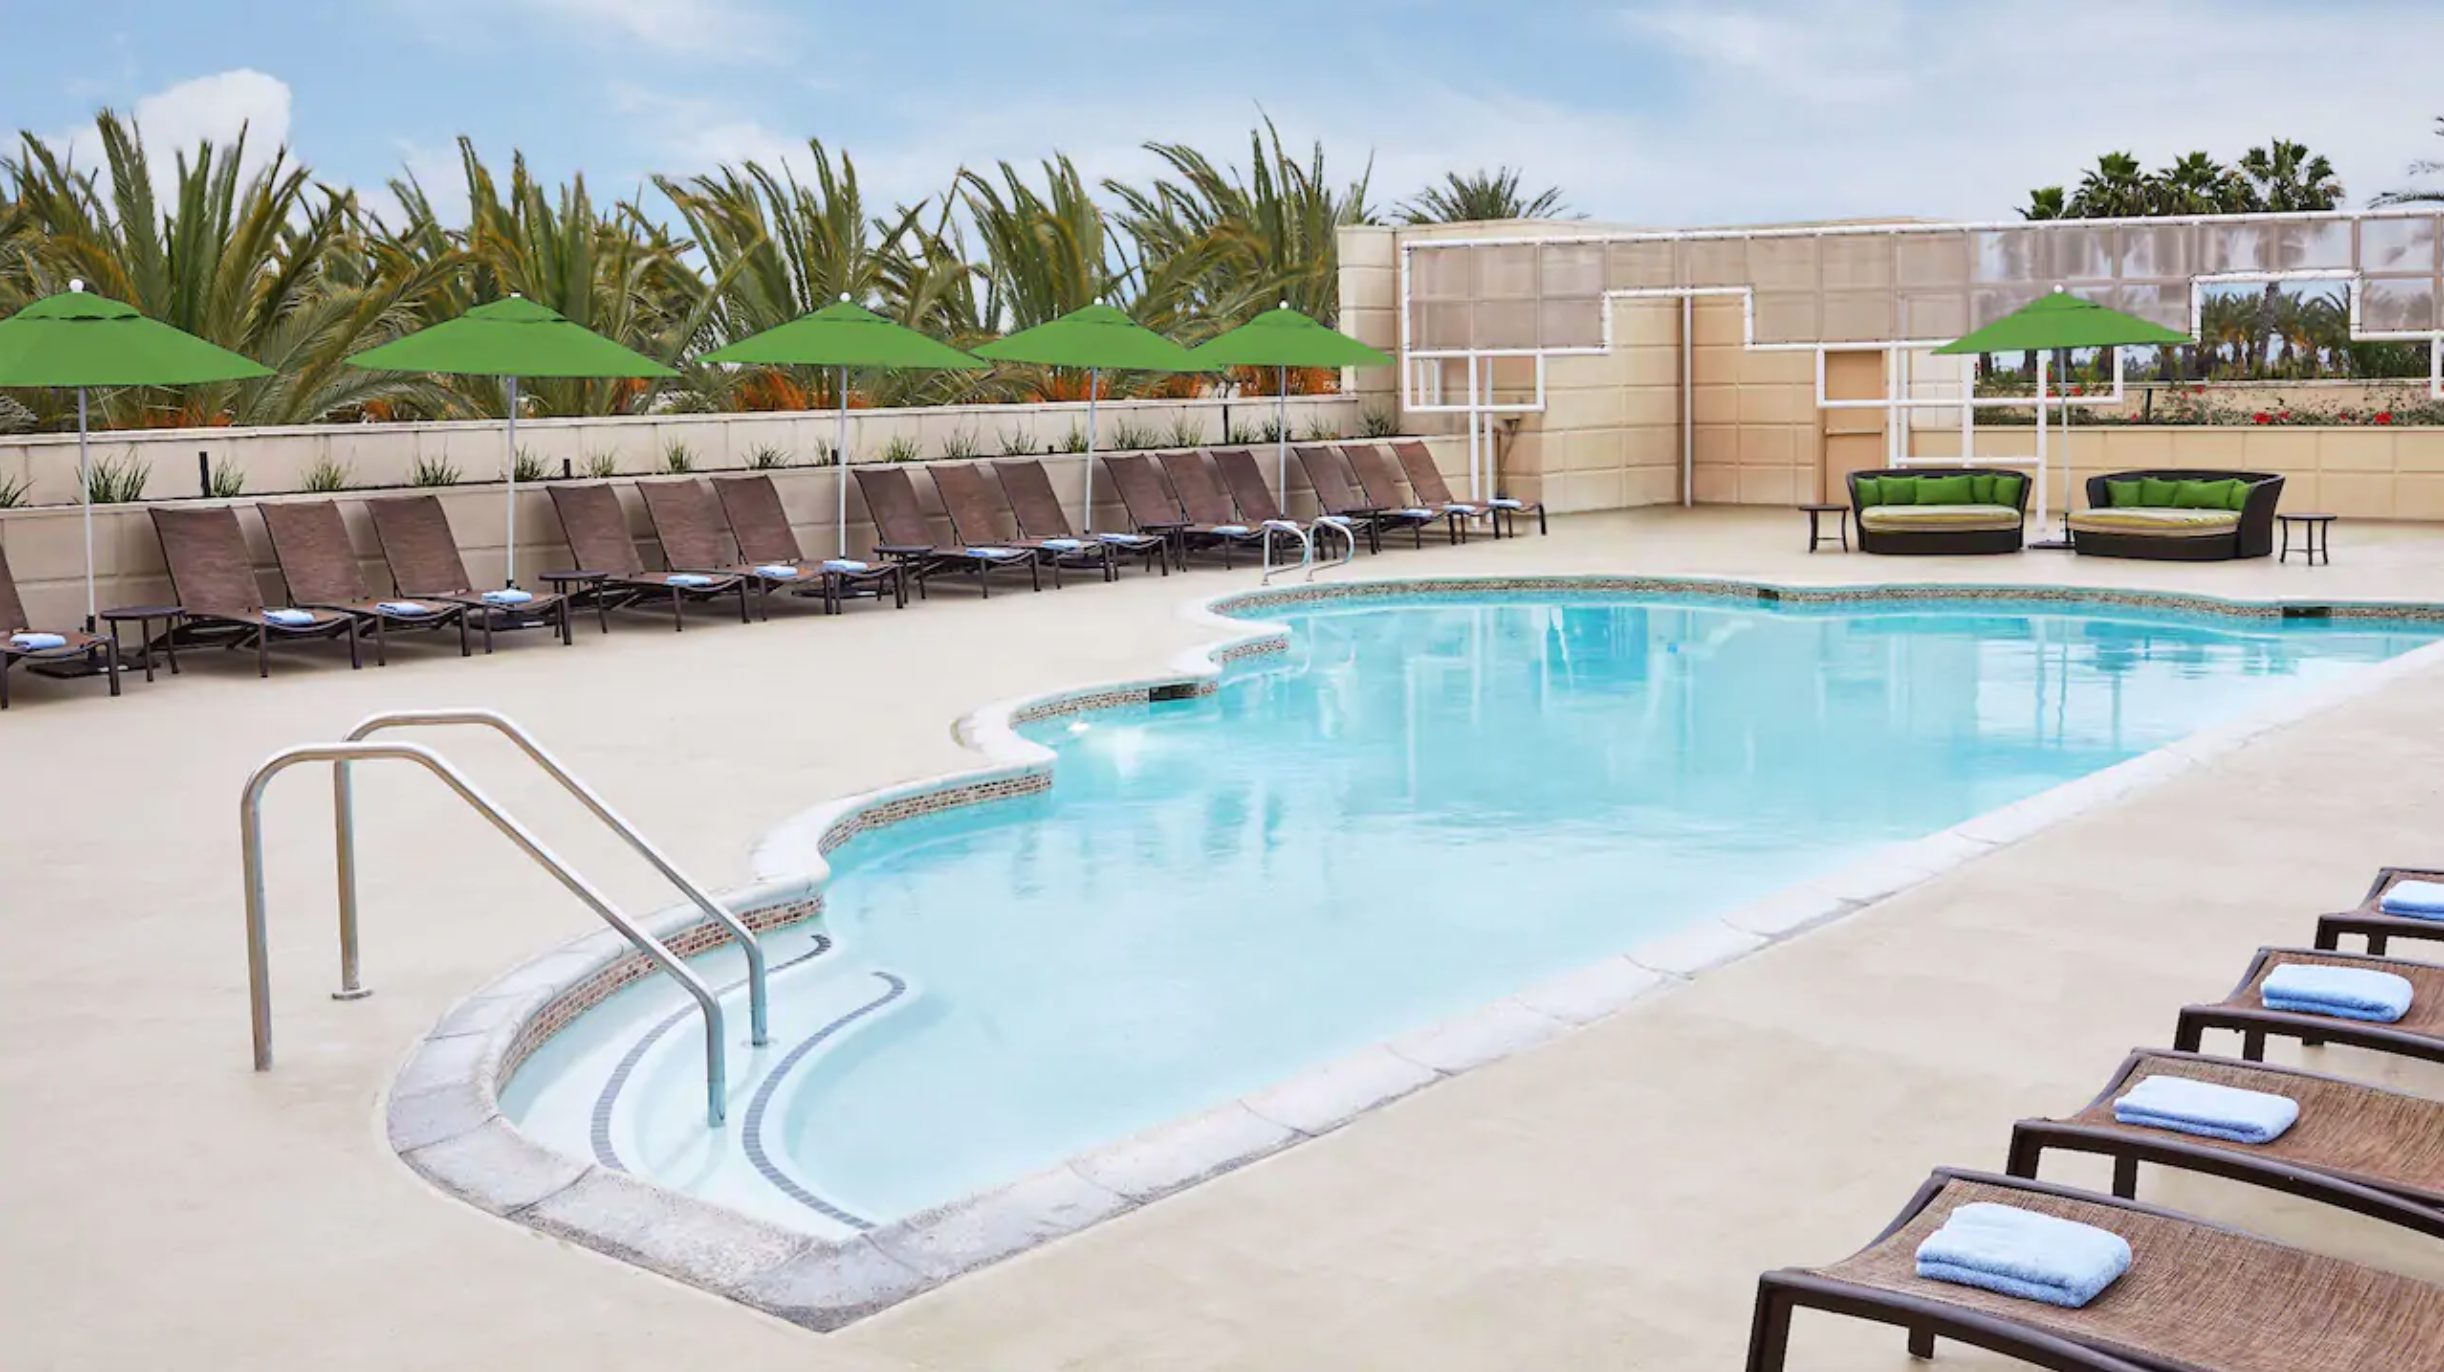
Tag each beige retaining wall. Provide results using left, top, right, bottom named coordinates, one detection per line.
left=0, top=395, right=1367, bottom=509
left=0, top=438, right=1464, bottom=630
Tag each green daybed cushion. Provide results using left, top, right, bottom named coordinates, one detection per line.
left=1916, top=474, right=1975, bottom=505
left=2138, top=476, right=2181, bottom=507
left=2227, top=479, right=2257, bottom=511
left=1854, top=475, right=1884, bottom=506
left=2175, top=478, right=2239, bottom=509
left=2106, top=479, right=2143, bottom=507
left=1993, top=473, right=2025, bottom=507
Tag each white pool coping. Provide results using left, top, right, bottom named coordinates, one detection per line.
left=383, top=573, right=2444, bottom=1332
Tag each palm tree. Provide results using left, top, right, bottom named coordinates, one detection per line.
left=1396, top=168, right=1567, bottom=225
left=2068, top=152, right=2150, bottom=218
left=960, top=156, right=1151, bottom=400
left=2018, top=186, right=2068, bottom=221
left=2235, top=139, right=2343, bottom=211
left=2377, top=117, right=2444, bottom=205
left=2149, top=152, right=2250, bottom=215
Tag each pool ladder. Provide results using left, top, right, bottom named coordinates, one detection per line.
left=1259, top=517, right=1359, bottom=585
left=238, top=708, right=767, bottom=1126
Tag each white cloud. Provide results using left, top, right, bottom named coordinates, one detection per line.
left=55, top=69, right=294, bottom=195
left=1610, top=0, right=2444, bottom=223
left=509, top=0, right=798, bottom=62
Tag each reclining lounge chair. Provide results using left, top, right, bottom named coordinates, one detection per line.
left=993, top=458, right=1168, bottom=576
left=365, top=494, right=573, bottom=648
left=548, top=483, right=751, bottom=631
left=930, top=462, right=1112, bottom=586
left=259, top=500, right=470, bottom=663
left=1292, top=445, right=1396, bottom=553
left=1103, top=452, right=1252, bottom=568
left=1211, top=447, right=1360, bottom=559
left=0, top=538, right=118, bottom=707
left=711, top=473, right=904, bottom=611
left=1394, top=438, right=1544, bottom=537
left=1344, top=443, right=1461, bottom=547
left=2174, top=945, right=2444, bottom=1070
left=2313, top=864, right=2444, bottom=958
left=150, top=506, right=359, bottom=676
left=854, top=465, right=1040, bottom=598
left=641, top=478, right=834, bottom=619
left=1156, top=450, right=1284, bottom=566
left=1747, top=1168, right=2444, bottom=1372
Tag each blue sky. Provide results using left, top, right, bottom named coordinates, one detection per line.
left=11, top=1, right=2444, bottom=229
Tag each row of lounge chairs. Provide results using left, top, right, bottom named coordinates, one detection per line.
left=2, top=442, right=1538, bottom=702
left=1749, top=867, right=2444, bottom=1372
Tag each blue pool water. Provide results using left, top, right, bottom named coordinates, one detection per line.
left=504, top=592, right=2439, bottom=1233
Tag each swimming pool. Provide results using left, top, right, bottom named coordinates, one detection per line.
left=501, top=590, right=2440, bottom=1236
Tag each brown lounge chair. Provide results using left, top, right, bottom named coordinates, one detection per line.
left=2174, top=946, right=2444, bottom=1069
left=1291, top=445, right=1393, bottom=553
left=548, top=482, right=750, bottom=631
left=930, top=462, right=1112, bottom=587
left=1345, top=442, right=1461, bottom=547
left=0, top=538, right=118, bottom=708
left=364, top=494, right=573, bottom=649
left=993, top=458, right=1168, bottom=576
left=1747, top=1168, right=2444, bottom=1372
left=1157, top=450, right=1291, bottom=565
left=640, top=479, right=832, bottom=619
left=1393, top=438, right=1545, bottom=537
left=711, top=474, right=904, bottom=611
left=259, top=500, right=470, bottom=664
left=1103, top=452, right=1257, bottom=568
left=1211, top=447, right=1361, bottom=558
left=151, top=506, right=359, bottom=675
left=853, top=465, right=1039, bottom=598
left=2314, top=865, right=2444, bottom=957
left=2006, top=1047, right=2444, bottom=1236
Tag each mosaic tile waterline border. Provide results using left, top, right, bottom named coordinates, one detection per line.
left=386, top=571, right=2444, bottom=1336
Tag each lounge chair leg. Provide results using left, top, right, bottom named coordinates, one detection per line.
left=1742, top=1286, right=1793, bottom=1372
left=2172, top=1012, right=2206, bottom=1053
left=457, top=614, right=470, bottom=657
left=1028, top=561, right=1041, bottom=592
left=2112, top=1155, right=2139, bottom=1199
left=1, top=660, right=10, bottom=709
left=104, top=640, right=122, bottom=697
left=2369, top=932, right=2390, bottom=957
left=374, top=617, right=389, bottom=667
left=2241, top=1030, right=2266, bottom=1063
left=740, top=583, right=754, bottom=624
left=672, top=590, right=685, bottom=632
left=1906, top=1327, right=1935, bottom=1360
left=258, top=631, right=270, bottom=679
left=347, top=621, right=362, bottom=670
left=978, top=565, right=989, bottom=599
left=2003, top=1130, right=2042, bottom=1180
left=595, top=592, right=610, bottom=635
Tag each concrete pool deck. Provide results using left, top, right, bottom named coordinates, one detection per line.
left=9, top=505, right=2444, bottom=1371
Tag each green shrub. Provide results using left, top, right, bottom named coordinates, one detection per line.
left=0, top=471, right=30, bottom=508
left=1111, top=418, right=1158, bottom=451
left=206, top=461, right=246, bottom=498
left=512, top=447, right=549, bottom=483
left=1165, top=413, right=1205, bottom=447
left=409, top=455, right=461, bottom=487
left=748, top=444, right=791, bottom=470
left=1300, top=414, right=1341, bottom=442
left=662, top=441, right=695, bottom=474
left=1057, top=422, right=1089, bottom=454
left=302, top=455, right=353, bottom=493
left=1361, top=405, right=1399, bottom=438
left=879, top=434, right=924, bottom=463
left=584, top=452, right=620, bottom=479
left=938, top=427, right=984, bottom=459
left=85, top=450, right=151, bottom=503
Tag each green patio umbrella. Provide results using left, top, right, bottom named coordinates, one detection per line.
left=699, top=297, right=986, bottom=556
left=971, top=304, right=1209, bottom=530
left=1191, top=303, right=1394, bottom=497
left=346, top=295, right=677, bottom=584
left=1934, top=288, right=2191, bottom=541
left=0, top=281, right=272, bottom=627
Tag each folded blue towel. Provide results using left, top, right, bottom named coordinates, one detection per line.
left=1212, top=524, right=1251, bottom=536
left=1915, top=1202, right=2130, bottom=1309
left=1398, top=506, right=1437, bottom=519
left=2379, top=879, right=2444, bottom=919
left=965, top=547, right=1019, bottom=559
left=1097, top=532, right=1142, bottom=544
left=1041, top=538, right=1085, bottom=551
left=1317, top=514, right=1354, bottom=526
left=1489, top=497, right=1525, bottom=509
left=2112, top=1074, right=2299, bottom=1144
left=481, top=588, right=534, bottom=606
left=753, top=563, right=800, bottom=579
left=2261, top=963, right=2414, bottom=1023
left=822, top=559, right=870, bottom=573
left=9, top=631, right=67, bottom=651
left=376, top=600, right=431, bottom=616
left=263, top=608, right=317, bottom=627
left=665, top=573, right=715, bottom=588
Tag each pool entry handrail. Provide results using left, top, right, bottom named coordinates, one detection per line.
left=339, top=707, right=768, bottom=1047
left=238, top=739, right=731, bottom=1127
left=1259, top=517, right=1358, bottom=585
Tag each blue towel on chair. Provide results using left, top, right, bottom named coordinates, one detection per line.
left=2379, top=879, right=2444, bottom=919
left=822, top=559, right=869, bottom=573
left=754, top=563, right=800, bottom=580
left=9, top=631, right=67, bottom=651
left=665, top=573, right=714, bottom=588
left=1915, top=1203, right=2130, bottom=1309
left=2261, top=963, right=2413, bottom=1023
left=965, top=547, right=1019, bottom=559
left=1041, top=537, right=1085, bottom=551
left=376, top=600, right=431, bottom=616
left=263, top=608, right=317, bottom=627
left=2112, top=1075, right=2299, bottom=1144
left=481, top=588, right=533, bottom=606
left=1212, top=524, right=1251, bottom=536
left=1489, top=497, right=1525, bottom=509
left=1098, top=531, right=1142, bottom=544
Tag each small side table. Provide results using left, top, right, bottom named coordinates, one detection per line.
left=102, top=604, right=184, bottom=682
left=2278, top=513, right=2335, bottom=566
left=1799, top=503, right=1850, bottom=553
left=538, top=570, right=613, bottom=633
left=873, top=545, right=934, bottom=605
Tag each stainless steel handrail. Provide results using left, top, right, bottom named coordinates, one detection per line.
left=337, top=708, right=768, bottom=1046
left=1258, top=519, right=1312, bottom=585
left=1305, top=517, right=1359, bottom=580
left=240, top=741, right=730, bottom=1126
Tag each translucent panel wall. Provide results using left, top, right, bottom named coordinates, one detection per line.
left=1405, top=213, right=2444, bottom=352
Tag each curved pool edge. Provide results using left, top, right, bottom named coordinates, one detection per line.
left=382, top=573, right=2444, bottom=1334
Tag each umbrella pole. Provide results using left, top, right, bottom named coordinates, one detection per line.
left=77, top=386, right=94, bottom=630
left=2034, top=351, right=2050, bottom=535
left=1275, top=365, right=1289, bottom=497
left=505, top=375, right=520, bottom=587
left=836, top=365, right=850, bottom=558
left=1083, top=367, right=1099, bottom=532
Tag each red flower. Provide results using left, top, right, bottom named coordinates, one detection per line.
left=2377, top=412, right=2395, bottom=425
left=2252, top=412, right=2271, bottom=424
left=2069, top=383, right=2084, bottom=396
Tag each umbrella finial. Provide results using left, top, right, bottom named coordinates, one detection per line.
left=1278, top=299, right=1289, bottom=310
left=69, top=279, right=85, bottom=293
left=839, top=292, right=851, bottom=303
